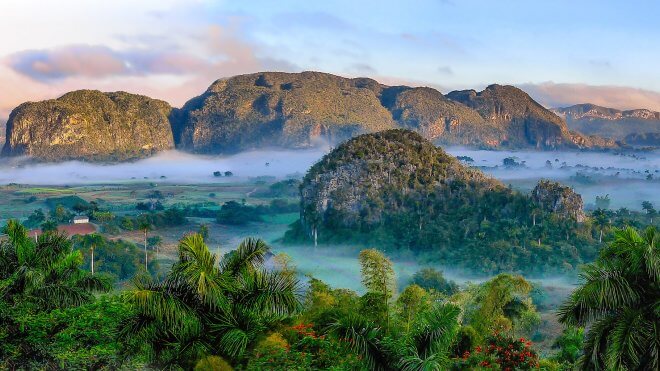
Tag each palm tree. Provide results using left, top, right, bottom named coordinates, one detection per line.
left=0, top=220, right=110, bottom=310
left=328, top=303, right=461, bottom=370
left=592, top=209, right=610, bottom=243
left=138, top=219, right=152, bottom=271
left=119, top=234, right=301, bottom=368
left=558, top=226, right=659, bottom=370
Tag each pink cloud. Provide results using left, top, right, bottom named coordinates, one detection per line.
left=520, top=82, right=660, bottom=111
left=0, top=23, right=299, bottom=121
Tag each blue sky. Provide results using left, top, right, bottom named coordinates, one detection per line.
left=1, top=0, right=659, bottom=119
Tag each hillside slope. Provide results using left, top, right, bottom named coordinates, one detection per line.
left=285, top=129, right=591, bottom=274
left=1, top=90, right=174, bottom=162
left=553, top=103, right=660, bottom=144
left=174, top=72, right=614, bottom=153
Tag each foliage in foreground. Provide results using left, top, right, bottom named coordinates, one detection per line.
left=119, top=234, right=302, bottom=368
left=558, top=226, right=659, bottom=370
left=0, top=220, right=113, bottom=369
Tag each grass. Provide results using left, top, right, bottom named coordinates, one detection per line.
left=16, top=187, right=75, bottom=195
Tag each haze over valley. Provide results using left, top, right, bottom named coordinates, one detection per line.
left=1, top=2, right=658, bottom=370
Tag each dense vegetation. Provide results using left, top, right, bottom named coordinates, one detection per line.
left=287, top=130, right=604, bottom=275
left=2, top=90, right=174, bottom=162
left=1, top=216, right=658, bottom=369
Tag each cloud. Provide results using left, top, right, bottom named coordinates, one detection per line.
left=437, top=66, right=454, bottom=75
left=520, top=82, right=660, bottom=111
left=346, top=63, right=377, bottom=74
left=0, top=21, right=299, bottom=117
left=4, top=44, right=213, bottom=81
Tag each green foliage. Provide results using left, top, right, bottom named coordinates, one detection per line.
left=72, top=233, right=157, bottom=281
left=119, top=234, right=302, bottom=368
left=459, top=274, right=540, bottom=339
left=410, top=267, right=458, bottom=296
left=217, top=200, right=263, bottom=225
left=23, top=209, right=46, bottom=228
left=1, top=296, right=134, bottom=369
left=291, top=130, right=599, bottom=275
left=0, top=220, right=113, bottom=368
left=558, top=226, right=659, bottom=370
left=551, top=326, right=584, bottom=366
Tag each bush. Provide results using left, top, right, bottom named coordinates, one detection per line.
left=217, top=201, right=262, bottom=225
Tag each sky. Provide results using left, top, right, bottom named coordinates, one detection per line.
left=1, top=0, right=660, bottom=124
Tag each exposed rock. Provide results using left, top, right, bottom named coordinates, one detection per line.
left=532, top=180, right=585, bottom=222
left=2, top=90, right=174, bottom=162
left=175, top=72, right=615, bottom=153
left=553, top=103, right=660, bottom=141
left=446, top=85, right=614, bottom=149
left=173, top=71, right=397, bottom=153
left=299, top=129, right=503, bottom=232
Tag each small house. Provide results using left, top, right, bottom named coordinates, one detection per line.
left=73, top=215, right=90, bottom=224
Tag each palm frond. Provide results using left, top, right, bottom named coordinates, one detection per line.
left=218, top=237, right=269, bottom=276
left=236, top=269, right=302, bottom=316
left=328, top=315, right=388, bottom=370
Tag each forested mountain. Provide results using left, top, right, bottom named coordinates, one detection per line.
left=553, top=103, right=660, bottom=145
left=1, top=90, right=174, bottom=161
left=286, top=129, right=595, bottom=274
left=1, top=72, right=618, bottom=162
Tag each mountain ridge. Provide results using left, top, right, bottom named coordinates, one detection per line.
left=553, top=103, right=660, bottom=145
left=2, top=71, right=618, bottom=162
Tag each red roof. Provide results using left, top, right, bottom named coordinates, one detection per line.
left=29, top=223, right=97, bottom=238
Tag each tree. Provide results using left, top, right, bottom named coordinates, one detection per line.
left=558, top=227, right=659, bottom=370
left=329, top=303, right=461, bottom=370
left=198, top=224, right=209, bottom=241
left=0, top=220, right=112, bottom=368
left=40, top=219, right=58, bottom=233
left=138, top=219, right=152, bottom=272
left=119, top=235, right=301, bottom=368
left=592, top=208, right=610, bottom=243
left=359, top=249, right=395, bottom=328
left=595, top=194, right=611, bottom=210
left=551, top=326, right=584, bottom=366
left=642, top=201, right=656, bottom=224
left=410, top=267, right=458, bottom=295
left=461, top=274, right=539, bottom=338
left=396, top=284, right=432, bottom=334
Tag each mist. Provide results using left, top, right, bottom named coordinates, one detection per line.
left=2, top=145, right=657, bottom=210
left=445, top=147, right=660, bottom=210
left=0, top=148, right=330, bottom=185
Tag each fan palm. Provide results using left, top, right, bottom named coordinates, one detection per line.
left=119, top=234, right=301, bottom=368
left=328, top=303, right=461, bottom=371
left=558, top=226, right=659, bottom=370
left=0, top=220, right=110, bottom=310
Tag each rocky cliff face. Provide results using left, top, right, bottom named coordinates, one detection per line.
left=446, top=85, right=614, bottom=149
left=2, top=90, right=174, bottom=162
left=299, top=129, right=504, bottom=232
left=174, top=72, right=614, bottom=153
left=294, top=130, right=590, bottom=274
left=553, top=103, right=660, bottom=143
left=2, top=72, right=619, bottom=162
left=173, top=72, right=397, bottom=153
left=532, top=180, right=585, bottom=222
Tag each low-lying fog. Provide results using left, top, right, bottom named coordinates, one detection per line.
left=0, top=146, right=657, bottom=209
left=445, top=148, right=660, bottom=210
left=0, top=148, right=330, bottom=185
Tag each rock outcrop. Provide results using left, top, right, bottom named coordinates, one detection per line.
left=553, top=103, right=660, bottom=142
left=532, top=180, right=585, bottom=222
left=299, top=129, right=502, bottom=230
left=173, top=72, right=397, bottom=153
left=446, top=85, right=614, bottom=149
left=174, top=72, right=615, bottom=153
left=1, top=90, right=174, bottom=162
